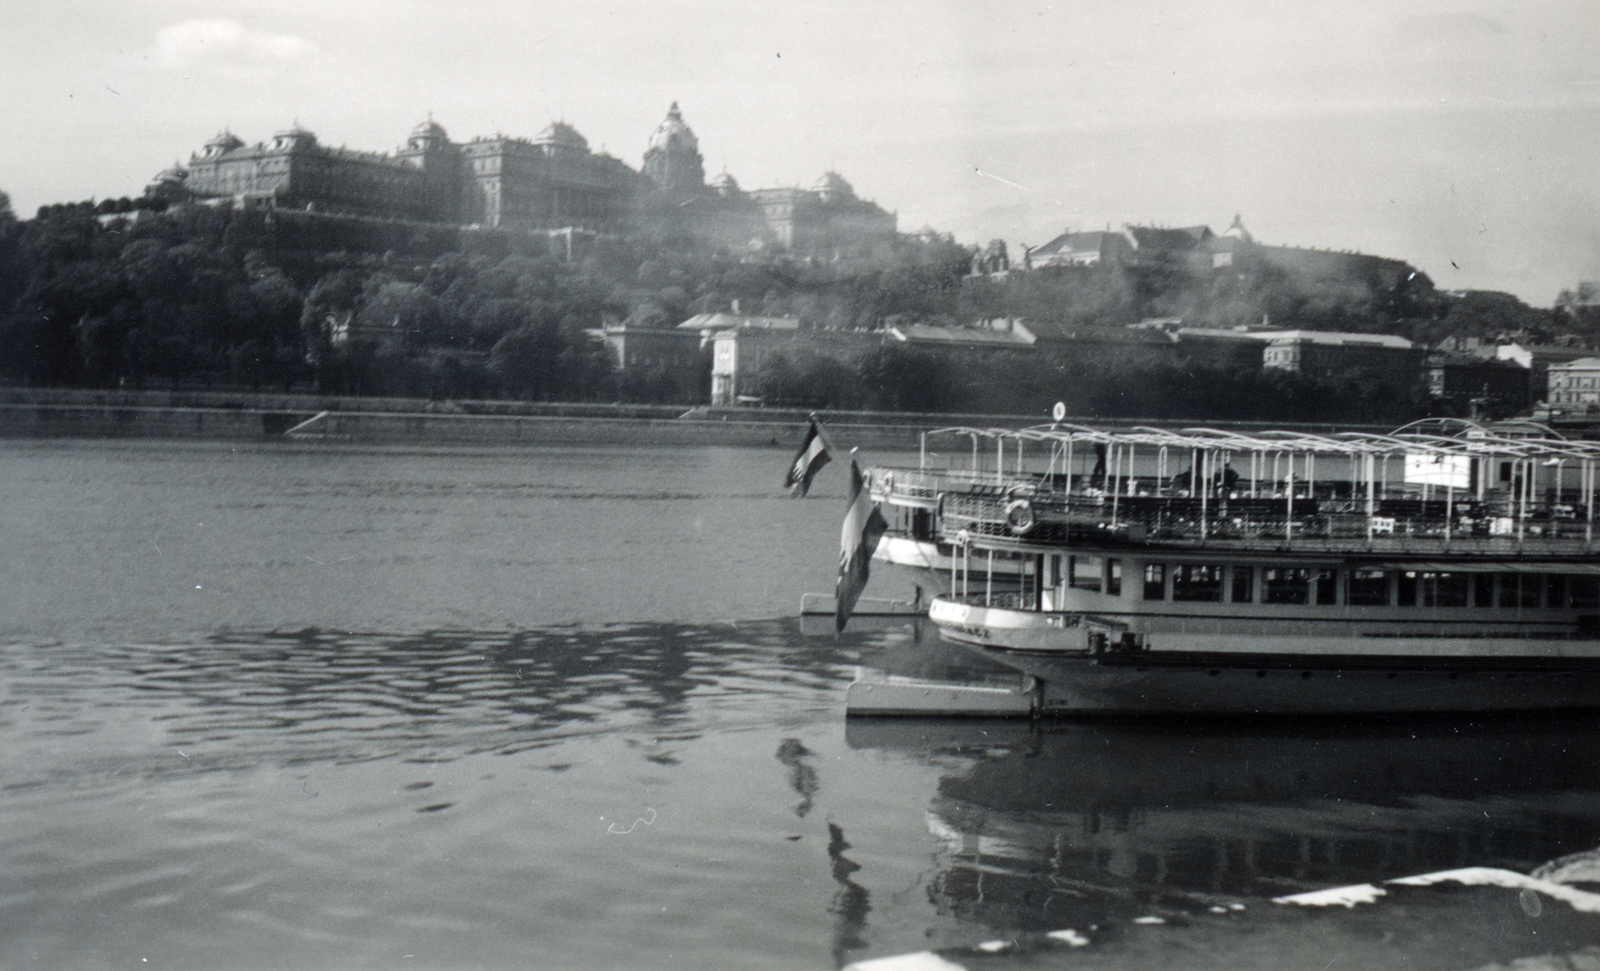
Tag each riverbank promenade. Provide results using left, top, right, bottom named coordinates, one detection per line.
left=0, top=386, right=1015, bottom=450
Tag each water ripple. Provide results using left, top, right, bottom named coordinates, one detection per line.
left=0, top=620, right=867, bottom=783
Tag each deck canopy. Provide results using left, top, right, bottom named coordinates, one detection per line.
left=877, top=419, right=1600, bottom=553
left=917, top=419, right=1600, bottom=467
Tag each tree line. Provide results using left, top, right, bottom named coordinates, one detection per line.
left=0, top=189, right=1581, bottom=423
left=752, top=341, right=1430, bottom=424
left=0, top=195, right=972, bottom=401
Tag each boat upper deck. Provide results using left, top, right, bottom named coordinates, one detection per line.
left=867, top=420, right=1600, bottom=559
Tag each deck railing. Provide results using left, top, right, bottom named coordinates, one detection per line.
left=875, top=468, right=1600, bottom=555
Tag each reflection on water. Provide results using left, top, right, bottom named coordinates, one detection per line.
left=4, top=621, right=857, bottom=772
left=3, top=439, right=1599, bottom=969
left=849, top=715, right=1600, bottom=942
left=827, top=822, right=872, bottom=966
left=2, top=617, right=1599, bottom=970
left=776, top=738, right=821, bottom=817
left=0, top=621, right=899, bottom=971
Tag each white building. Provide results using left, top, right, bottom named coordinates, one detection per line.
left=1546, top=357, right=1600, bottom=408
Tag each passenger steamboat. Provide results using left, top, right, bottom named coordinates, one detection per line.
left=864, top=418, right=1600, bottom=714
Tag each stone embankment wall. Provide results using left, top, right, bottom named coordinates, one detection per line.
left=0, top=387, right=1011, bottom=451
left=0, top=387, right=1381, bottom=448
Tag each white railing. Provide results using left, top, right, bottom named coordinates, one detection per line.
left=879, top=468, right=1600, bottom=554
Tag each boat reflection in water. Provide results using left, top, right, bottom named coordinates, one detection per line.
left=846, top=714, right=1600, bottom=934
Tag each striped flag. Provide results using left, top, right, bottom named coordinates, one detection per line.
left=836, top=458, right=888, bottom=632
left=784, top=417, right=833, bottom=497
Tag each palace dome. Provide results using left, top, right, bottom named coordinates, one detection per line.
left=709, top=170, right=739, bottom=194
left=647, top=102, right=698, bottom=154
left=812, top=171, right=853, bottom=201
left=205, top=131, right=244, bottom=153
left=145, top=163, right=189, bottom=193
left=271, top=124, right=317, bottom=152
left=535, top=122, right=588, bottom=151
left=411, top=119, right=449, bottom=141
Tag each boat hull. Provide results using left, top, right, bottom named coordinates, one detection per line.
left=928, top=598, right=1600, bottom=715
left=873, top=534, right=1026, bottom=576
left=1013, top=655, right=1600, bottom=716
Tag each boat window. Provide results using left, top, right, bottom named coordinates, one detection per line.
left=1172, top=564, right=1224, bottom=602
left=1348, top=568, right=1389, bottom=606
left=1426, top=572, right=1469, bottom=608
left=1069, top=556, right=1103, bottom=593
left=1315, top=568, right=1339, bottom=606
left=1398, top=571, right=1419, bottom=606
left=1403, top=571, right=1468, bottom=607
left=1472, top=574, right=1494, bottom=608
left=1143, top=563, right=1166, bottom=600
left=1572, top=576, right=1600, bottom=610
left=1497, top=574, right=1539, bottom=609
left=1546, top=574, right=1569, bottom=609
left=1231, top=566, right=1254, bottom=604
left=1264, top=567, right=1310, bottom=605
left=1107, top=559, right=1122, bottom=596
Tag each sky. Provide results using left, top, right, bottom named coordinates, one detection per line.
left=2, top=0, right=1598, bottom=305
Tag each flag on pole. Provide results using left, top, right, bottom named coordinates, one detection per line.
left=836, top=457, right=888, bottom=632
left=784, top=417, right=833, bottom=497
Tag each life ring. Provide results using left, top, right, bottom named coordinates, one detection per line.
left=1005, top=498, right=1035, bottom=534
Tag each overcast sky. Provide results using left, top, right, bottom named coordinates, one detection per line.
left=3, top=0, right=1597, bottom=305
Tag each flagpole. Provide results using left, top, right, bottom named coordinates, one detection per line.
left=809, top=412, right=841, bottom=457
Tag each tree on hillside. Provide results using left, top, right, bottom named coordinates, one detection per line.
left=356, top=280, right=444, bottom=346
left=0, top=190, right=36, bottom=347
left=753, top=349, right=859, bottom=409
left=858, top=343, right=950, bottom=412
left=1419, top=290, right=1556, bottom=346
left=489, top=322, right=565, bottom=400
left=1556, top=283, right=1600, bottom=342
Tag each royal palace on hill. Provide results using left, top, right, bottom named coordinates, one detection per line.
left=145, top=103, right=898, bottom=255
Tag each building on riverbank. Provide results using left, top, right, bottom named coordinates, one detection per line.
left=1425, top=353, right=1531, bottom=417
left=598, top=321, right=706, bottom=373
left=1261, top=330, right=1421, bottom=377
left=1003, top=216, right=1422, bottom=294
left=1545, top=357, right=1600, bottom=411
left=1495, top=342, right=1600, bottom=404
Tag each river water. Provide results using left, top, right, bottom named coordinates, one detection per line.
left=2, top=439, right=1598, bottom=971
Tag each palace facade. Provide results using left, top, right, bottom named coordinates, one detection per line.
left=151, top=104, right=896, bottom=254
